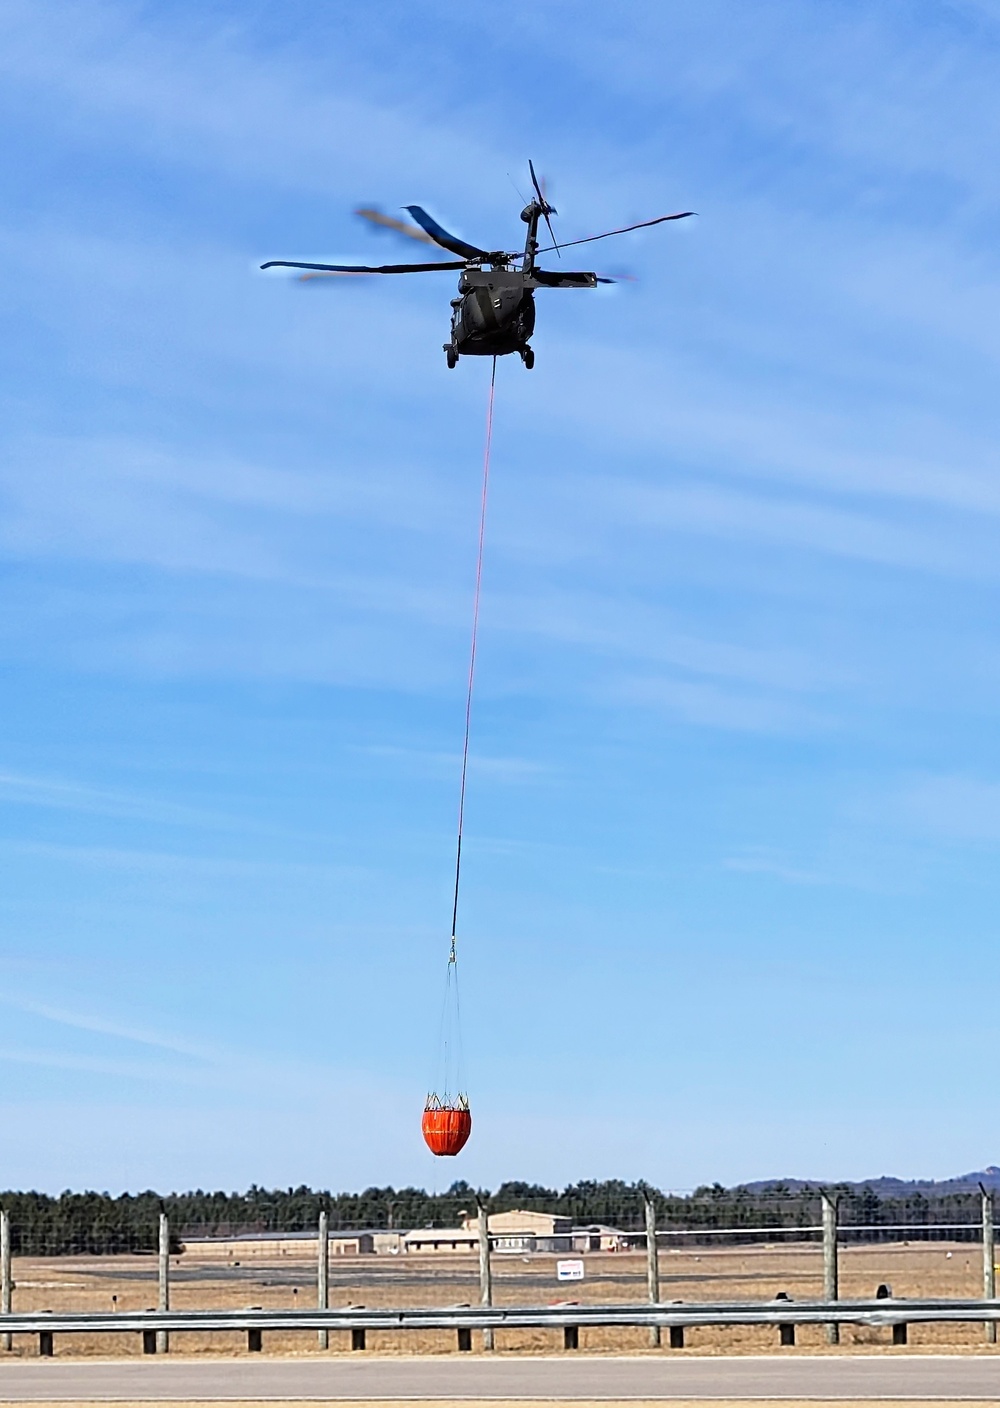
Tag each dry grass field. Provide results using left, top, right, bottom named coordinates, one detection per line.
left=1, top=1240, right=997, bottom=1357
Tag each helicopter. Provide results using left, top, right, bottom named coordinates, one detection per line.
left=261, top=164, right=693, bottom=369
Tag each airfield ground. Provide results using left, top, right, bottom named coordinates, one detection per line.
left=1, top=1240, right=996, bottom=1357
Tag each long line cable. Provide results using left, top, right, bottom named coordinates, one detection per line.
left=448, top=355, right=497, bottom=961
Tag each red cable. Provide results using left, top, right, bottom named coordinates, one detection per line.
left=449, top=356, right=497, bottom=951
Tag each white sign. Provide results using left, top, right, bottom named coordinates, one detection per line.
left=557, top=1259, right=585, bottom=1282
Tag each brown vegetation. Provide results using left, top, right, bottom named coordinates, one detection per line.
left=2, top=1240, right=997, bottom=1357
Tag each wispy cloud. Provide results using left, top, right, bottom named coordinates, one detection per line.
left=0, top=992, right=373, bottom=1102
left=724, top=848, right=827, bottom=886
left=2, top=997, right=212, bottom=1061
left=609, top=673, right=828, bottom=733
left=362, top=744, right=552, bottom=783
left=893, top=773, right=1000, bottom=845
left=0, top=836, right=363, bottom=882
left=0, top=768, right=232, bottom=829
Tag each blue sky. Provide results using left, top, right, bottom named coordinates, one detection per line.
left=2, top=0, right=1000, bottom=1195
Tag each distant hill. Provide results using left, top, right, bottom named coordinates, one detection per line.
left=740, top=1167, right=1000, bottom=1195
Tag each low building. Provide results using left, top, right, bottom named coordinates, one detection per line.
left=570, top=1223, right=633, bottom=1253
left=404, top=1209, right=578, bottom=1255
left=181, top=1230, right=376, bottom=1259
left=180, top=1215, right=631, bottom=1260
left=402, top=1226, right=478, bottom=1254
left=467, top=1209, right=575, bottom=1254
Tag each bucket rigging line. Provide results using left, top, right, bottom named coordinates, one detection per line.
left=450, top=354, right=497, bottom=951
left=423, top=356, right=497, bottom=1159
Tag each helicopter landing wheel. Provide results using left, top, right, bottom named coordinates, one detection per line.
left=445, top=346, right=458, bottom=369
left=521, top=346, right=535, bottom=370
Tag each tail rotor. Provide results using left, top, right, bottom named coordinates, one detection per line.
left=528, top=159, right=560, bottom=257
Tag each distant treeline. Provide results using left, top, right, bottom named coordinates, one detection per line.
left=0, top=1179, right=987, bottom=1256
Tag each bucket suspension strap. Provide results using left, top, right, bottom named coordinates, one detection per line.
left=449, top=356, right=497, bottom=960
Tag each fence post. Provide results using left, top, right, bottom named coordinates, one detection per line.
left=477, top=1195, right=494, bottom=1351
left=821, top=1191, right=839, bottom=1346
left=982, top=1184, right=996, bottom=1345
left=644, top=1190, right=661, bottom=1348
left=1, top=1208, right=11, bottom=1352
left=156, top=1210, right=169, bottom=1355
left=317, top=1209, right=329, bottom=1350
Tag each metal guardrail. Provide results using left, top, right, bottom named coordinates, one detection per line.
left=2, top=1297, right=1000, bottom=1334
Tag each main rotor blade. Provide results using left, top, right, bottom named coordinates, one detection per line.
left=535, top=211, right=695, bottom=255
left=298, top=271, right=372, bottom=282
left=533, top=268, right=599, bottom=288
left=403, top=207, right=488, bottom=260
left=528, top=159, right=560, bottom=257
left=261, top=258, right=467, bottom=274
left=355, top=207, right=439, bottom=246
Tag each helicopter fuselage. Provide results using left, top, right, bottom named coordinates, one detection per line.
left=449, top=268, right=536, bottom=359
left=444, top=200, right=599, bottom=368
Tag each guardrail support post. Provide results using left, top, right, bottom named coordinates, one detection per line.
left=982, top=1184, right=996, bottom=1345
left=457, top=1326, right=472, bottom=1351
left=248, top=1328, right=263, bottom=1353
left=1, top=1208, right=11, bottom=1351
left=877, top=1282, right=906, bottom=1345
left=669, top=1325, right=684, bottom=1349
left=775, top=1290, right=794, bottom=1346
left=157, top=1210, right=169, bottom=1354
left=351, top=1327, right=366, bottom=1351
left=477, top=1194, right=494, bottom=1351
left=563, top=1324, right=579, bottom=1351
left=317, top=1209, right=329, bottom=1350
left=821, top=1190, right=839, bottom=1345
left=644, top=1190, right=661, bottom=1348
left=38, top=1329, right=53, bottom=1357
left=143, top=1328, right=157, bottom=1354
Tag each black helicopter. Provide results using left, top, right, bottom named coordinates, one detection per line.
left=261, top=164, right=692, bottom=369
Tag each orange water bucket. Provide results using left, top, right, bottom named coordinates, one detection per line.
left=422, top=1100, right=472, bottom=1156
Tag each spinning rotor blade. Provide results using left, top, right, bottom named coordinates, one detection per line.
left=535, top=210, right=695, bottom=255
left=297, top=271, right=372, bottom=282
left=528, top=159, right=560, bottom=257
left=403, top=206, right=488, bottom=260
left=533, top=268, right=600, bottom=288
left=355, top=207, right=438, bottom=246
left=261, top=258, right=467, bottom=274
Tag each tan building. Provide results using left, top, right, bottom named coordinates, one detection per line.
left=466, top=1209, right=574, bottom=1253
left=404, top=1209, right=576, bottom=1255
left=181, top=1231, right=374, bottom=1259
left=569, top=1223, right=632, bottom=1253
left=402, top=1226, right=478, bottom=1254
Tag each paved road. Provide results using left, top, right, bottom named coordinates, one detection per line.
left=2, top=1354, right=1000, bottom=1400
